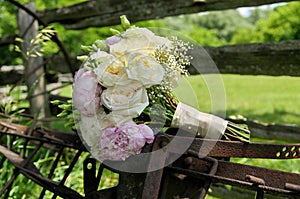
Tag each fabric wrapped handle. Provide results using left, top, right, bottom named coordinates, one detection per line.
left=171, top=102, right=228, bottom=139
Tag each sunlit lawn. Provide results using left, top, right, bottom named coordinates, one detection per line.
left=176, top=74, right=300, bottom=126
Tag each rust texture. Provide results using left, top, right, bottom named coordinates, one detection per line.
left=1, top=120, right=300, bottom=198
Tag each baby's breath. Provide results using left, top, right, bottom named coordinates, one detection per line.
left=150, top=37, right=193, bottom=104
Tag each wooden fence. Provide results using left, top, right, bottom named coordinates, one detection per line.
left=0, top=0, right=300, bottom=198
left=1, top=0, right=300, bottom=139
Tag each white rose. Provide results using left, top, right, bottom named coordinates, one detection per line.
left=92, top=51, right=129, bottom=87
left=127, top=53, right=165, bottom=87
left=101, top=81, right=148, bottom=116
left=109, top=28, right=171, bottom=56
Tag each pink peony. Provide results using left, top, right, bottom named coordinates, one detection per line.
left=72, top=68, right=103, bottom=116
left=98, top=121, right=154, bottom=161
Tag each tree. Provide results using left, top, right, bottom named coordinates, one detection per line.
left=190, top=10, right=253, bottom=42
left=257, top=1, right=300, bottom=41
left=231, top=2, right=300, bottom=44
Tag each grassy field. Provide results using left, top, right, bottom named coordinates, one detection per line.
left=176, top=74, right=300, bottom=126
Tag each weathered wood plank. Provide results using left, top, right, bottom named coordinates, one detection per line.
left=1, top=40, right=300, bottom=82
left=36, top=0, right=297, bottom=29
left=17, top=3, right=50, bottom=118
left=189, top=40, right=300, bottom=76
left=46, top=40, right=300, bottom=77
left=229, top=118, right=300, bottom=142
left=246, top=120, right=300, bottom=142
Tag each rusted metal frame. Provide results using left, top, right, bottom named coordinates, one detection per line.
left=168, top=157, right=300, bottom=197
left=0, top=141, right=43, bottom=197
left=0, top=144, right=84, bottom=199
left=0, top=129, right=85, bottom=151
left=39, top=146, right=65, bottom=199
left=83, top=158, right=101, bottom=196
left=187, top=150, right=300, bottom=195
left=217, top=160, right=300, bottom=196
left=19, top=164, right=84, bottom=199
left=246, top=175, right=265, bottom=199
left=141, top=133, right=170, bottom=199
left=142, top=133, right=300, bottom=198
left=188, top=150, right=219, bottom=199
left=156, top=133, right=300, bottom=159
left=2, top=121, right=84, bottom=195
left=7, top=0, right=76, bottom=76
left=1, top=132, right=43, bottom=190
left=36, top=128, right=85, bottom=149
left=52, top=149, right=83, bottom=199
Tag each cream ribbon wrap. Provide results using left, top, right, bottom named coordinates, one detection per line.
left=171, top=102, right=228, bottom=139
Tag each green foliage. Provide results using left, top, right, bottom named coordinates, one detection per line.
left=256, top=2, right=300, bottom=41
left=230, top=27, right=263, bottom=44
left=15, top=26, right=57, bottom=58
left=182, top=26, right=226, bottom=46
left=0, top=1, right=17, bottom=36
left=51, top=99, right=75, bottom=129
left=232, top=2, right=300, bottom=44
left=193, top=10, right=253, bottom=41
left=0, top=86, right=27, bottom=116
left=246, top=8, right=271, bottom=24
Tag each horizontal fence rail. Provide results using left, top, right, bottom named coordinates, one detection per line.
left=35, top=0, right=297, bottom=29
left=2, top=40, right=300, bottom=85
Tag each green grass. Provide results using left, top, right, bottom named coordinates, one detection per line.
left=175, top=74, right=300, bottom=126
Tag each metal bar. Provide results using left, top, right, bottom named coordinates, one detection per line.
left=39, top=146, right=64, bottom=199
left=198, top=156, right=218, bottom=199
left=0, top=141, right=43, bottom=197
left=0, top=130, right=85, bottom=150
left=0, top=169, right=19, bottom=197
left=83, top=158, right=99, bottom=196
left=155, top=134, right=300, bottom=159
left=255, top=189, right=264, bottom=199
left=169, top=157, right=300, bottom=196
left=285, top=182, right=300, bottom=192
left=141, top=134, right=169, bottom=199
left=0, top=144, right=84, bottom=199
left=52, top=150, right=82, bottom=199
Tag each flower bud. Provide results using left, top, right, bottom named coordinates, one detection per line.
left=80, top=45, right=93, bottom=52
left=110, top=28, right=121, bottom=35
left=120, top=15, right=131, bottom=30
left=77, top=55, right=88, bottom=62
left=93, top=40, right=108, bottom=51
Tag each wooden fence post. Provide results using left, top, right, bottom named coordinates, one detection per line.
left=17, top=2, right=50, bottom=119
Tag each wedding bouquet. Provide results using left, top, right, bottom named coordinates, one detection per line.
left=71, top=16, right=250, bottom=161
